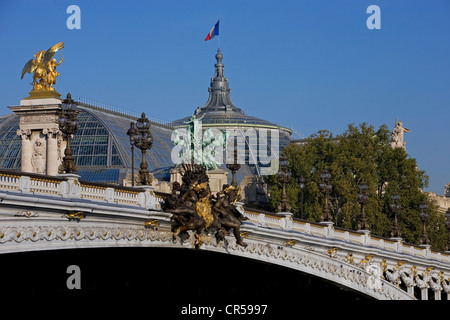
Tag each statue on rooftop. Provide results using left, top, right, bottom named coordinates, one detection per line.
left=21, top=42, right=64, bottom=97
left=172, top=114, right=226, bottom=170
left=391, top=119, right=410, bottom=151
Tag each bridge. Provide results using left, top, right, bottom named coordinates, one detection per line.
left=0, top=170, right=449, bottom=301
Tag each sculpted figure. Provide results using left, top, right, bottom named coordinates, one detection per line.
left=165, top=181, right=204, bottom=241
left=21, top=42, right=64, bottom=92
left=212, top=184, right=247, bottom=247
left=31, top=138, right=46, bottom=174
left=165, top=164, right=247, bottom=248
left=391, top=120, right=410, bottom=150
left=46, top=57, right=64, bottom=90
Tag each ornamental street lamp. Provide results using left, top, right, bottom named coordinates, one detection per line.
left=226, top=139, right=240, bottom=187
left=59, top=93, right=79, bottom=174
left=357, top=180, right=369, bottom=230
left=419, top=202, right=430, bottom=246
left=390, top=193, right=402, bottom=238
left=126, top=122, right=137, bottom=187
left=298, top=174, right=306, bottom=219
left=319, top=169, right=332, bottom=222
left=277, top=156, right=291, bottom=213
left=134, top=112, right=153, bottom=186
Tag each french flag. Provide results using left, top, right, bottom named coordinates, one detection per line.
left=204, top=20, right=219, bottom=41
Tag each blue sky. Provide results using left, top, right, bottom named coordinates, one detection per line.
left=0, top=0, right=449, bottom=194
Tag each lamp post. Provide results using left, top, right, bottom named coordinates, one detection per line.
left=319, top=169, right=332, bottom=222
left=226, top=139, right=240, bottom=187
left=390, top=193, right=402, bottom=238
left=126, top=122, right=136, bottom=186
left=298, top=174, right=305, bottom=219
left=357, top=180, right=369, bottom=231
left=277, top=156, right=291, bottom=213
left=134, top=112, right=153, bottom=186
left=419, top=202, right=430, bottom=246
left=59, top=93, right=79, bottom=174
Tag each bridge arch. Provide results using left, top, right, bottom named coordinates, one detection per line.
left=0, top=221, right=412, bottom=301
left=1, top=246, right=374, bottom=303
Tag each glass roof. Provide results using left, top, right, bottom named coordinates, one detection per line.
left=77, top=169, right=120, bottom=184
left=0, top=114, right=21, bottom=170
left=0, top=101, right=291, bottom=186
left=0, top=105, right=176, bottom=184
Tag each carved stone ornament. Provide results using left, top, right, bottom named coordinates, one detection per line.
left=16, top=129, right=31, bottom=140
left=14, top=211, right=39, bottom=218
left=31, top=137, right=46, bottom=174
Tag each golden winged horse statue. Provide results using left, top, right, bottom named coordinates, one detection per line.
left=21, top=42, right=64, bottom=97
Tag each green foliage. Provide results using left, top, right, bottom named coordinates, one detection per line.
left=268, top=123, right=446, bottom=251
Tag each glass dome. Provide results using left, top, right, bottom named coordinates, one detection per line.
left=0, top=104, right=175, bottom=184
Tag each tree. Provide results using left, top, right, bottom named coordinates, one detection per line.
left=267, top=123, right=446, bottom=251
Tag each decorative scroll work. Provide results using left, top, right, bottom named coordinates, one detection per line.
left=0, top=225, right=173, bottom=244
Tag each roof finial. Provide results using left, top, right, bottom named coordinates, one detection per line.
left=215, top=48, right=223, bottom=63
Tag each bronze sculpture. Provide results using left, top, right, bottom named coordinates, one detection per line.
left=163, top=163, right=247, bottom=248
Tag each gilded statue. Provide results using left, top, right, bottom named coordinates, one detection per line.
left=21, top=42, right=64, bottom=97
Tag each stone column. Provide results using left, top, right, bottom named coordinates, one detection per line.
left=43, top=128, right=59, bottom=176
left=421, top=288, right=428, bottom=300
left=9, top=97, right=62, bottom=175
left=17, top=129, right=32, bottom=173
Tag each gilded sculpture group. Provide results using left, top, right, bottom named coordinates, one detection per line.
left=21, top=42, right=64, bottom=93
left=164, top=164, right=248, bottom=248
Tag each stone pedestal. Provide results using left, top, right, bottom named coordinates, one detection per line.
left=358, top=229, right=371, bottom=245
left=390, top=237, right=403, bottom=253
left=279, top=212, right=293, bottom=230
left=320, top=221, right=334, bottom=238
left=9, top=98, right=63, bottom=176
left=57, top=173, right=81, bottom=199
left=135, top=185, right=158, bottom=210
left=170, top=166, right=228, bottom=194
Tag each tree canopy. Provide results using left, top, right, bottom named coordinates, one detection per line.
left=267, top=123, right=447, bottom=251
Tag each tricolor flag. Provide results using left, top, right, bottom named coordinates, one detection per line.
left=204, top=20, right=219, bottom=41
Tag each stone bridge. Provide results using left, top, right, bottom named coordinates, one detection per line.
left=0, top=170, right=449, bottom=300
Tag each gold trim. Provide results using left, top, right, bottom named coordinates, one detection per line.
left=285, top=239, right=296, bottom=247
left=145, top=220, right=159, bottom=228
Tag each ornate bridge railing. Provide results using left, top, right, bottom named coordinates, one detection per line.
left=0, top=170, right=164, bottom=210
left=242, top=209, right=450, bottom=264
